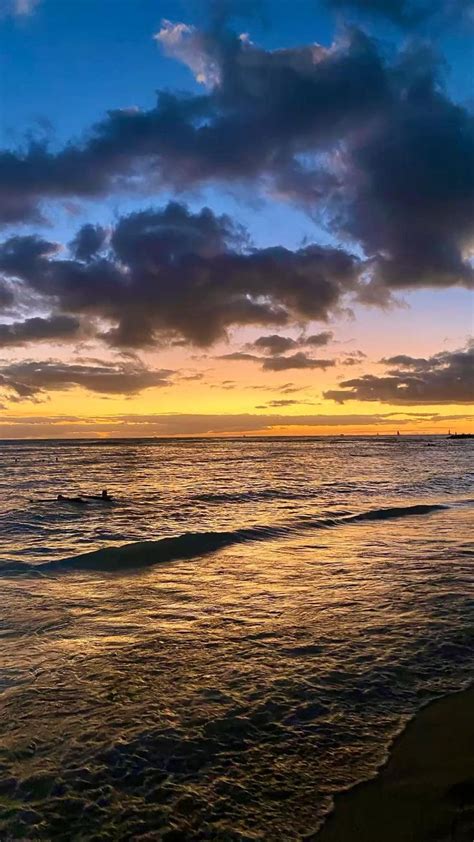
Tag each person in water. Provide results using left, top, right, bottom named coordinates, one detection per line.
left=83, top=489, right=113, bottom=501
left=56, top=490, right=113, bottom=504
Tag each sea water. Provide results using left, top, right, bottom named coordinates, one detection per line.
left=0, top=436, right=473, bottom=839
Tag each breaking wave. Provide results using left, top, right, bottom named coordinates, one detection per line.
left=22, top=502, right=449, bottom=574
left=345, top=503, right=447, bottom=522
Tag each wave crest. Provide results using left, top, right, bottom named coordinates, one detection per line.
left=39, top=502, right=448, bottom=573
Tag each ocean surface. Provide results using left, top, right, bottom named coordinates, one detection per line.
left=0, top=435, right=473, bottom=840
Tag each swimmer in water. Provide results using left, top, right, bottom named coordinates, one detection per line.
left=83, top=489, right=114, bottom=502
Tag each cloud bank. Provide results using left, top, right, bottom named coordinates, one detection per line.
left=0, top=203, right=360, bottom=348
left=0, top=410, right=459, bottom=439
left=325, top=343, right=474, bottom=404
left=1, top=18, right=473, bottom=299
left=0, top=359, right=173, bottom=399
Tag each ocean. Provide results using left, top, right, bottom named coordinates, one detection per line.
left=0, top=435, right=473, bottom=839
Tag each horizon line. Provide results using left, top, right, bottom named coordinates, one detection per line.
left=0, top=432, right=462, bottom=444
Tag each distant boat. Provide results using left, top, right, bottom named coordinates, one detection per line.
left=448, top=433, right=474, bottom=439
left=396, top=430, right=400, bottom=436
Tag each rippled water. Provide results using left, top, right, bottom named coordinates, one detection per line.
left=0, top=436, right=473, bottom=839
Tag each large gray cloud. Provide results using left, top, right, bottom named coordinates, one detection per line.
left=0, top=25, right=389, bottom=223
left=0, top=359, right=173, bottom=399
left=0, top=203, right=360, bottom=347
left=0, top=12, right=472, bottom=299
left=335, top=57, right=474, bottom=296
left=324, top=343, right=474, bottom=404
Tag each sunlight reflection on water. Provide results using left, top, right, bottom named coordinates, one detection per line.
left=0, top=437, right=473, bottom=838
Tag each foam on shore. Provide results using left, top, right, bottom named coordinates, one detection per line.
left=317, top=685, right=474, bottom=841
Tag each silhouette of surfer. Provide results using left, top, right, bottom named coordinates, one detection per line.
left=55, top=490, right=113, bottom=505
left=83, top=489, right=113, bottom=502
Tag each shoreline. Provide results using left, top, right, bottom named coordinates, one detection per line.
left=316, top=685, right=474, bottom=841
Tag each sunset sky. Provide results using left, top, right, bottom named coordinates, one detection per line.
left=0, top=0, right=472, bottom=438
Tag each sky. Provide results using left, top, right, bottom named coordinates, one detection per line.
left=0, top=0, right=472, bottom=438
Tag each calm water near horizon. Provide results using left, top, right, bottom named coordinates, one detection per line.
left=0, top=436, right=473, bottom=839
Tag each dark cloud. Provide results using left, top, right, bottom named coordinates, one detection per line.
left=381, top=353, right=431, bottom=368
left=70, top=224, right=108, bottom=261
left=340, top=349, right=367, bottom=365
left=258, top=399, right=300, bottom=407
left=280, top=383, right=306, bottom=394
left=0, top=359, right=173, bottom=399
left=305, top=331, right=334, bottom=347
left=336, top=54, right=474, bottom=296
left=0, top=203, right=360, bottom=347
left=219, top=350, right=335, bottom=370
left=250, top=330, right=333, bottom=355
left=252, top=334, right=297, bottom=354
left=324, top=343, right=474, bottom=404
left=179, top=372, right=205, bottom=381
left=262, top=352, right=335, bottom=371
left=210, top=379, right=236, bottom=389
left=327, top=0, right=474, bottom=28
left=0, top=314, right=81, bottom=347
left=220, top=352, right=262, bottom=362
left=256, top=398, right=317, bottom=407
left=0, top=281, right=14, bottom=311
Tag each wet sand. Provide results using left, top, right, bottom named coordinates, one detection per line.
left=317, top=686, right=474, bottom=841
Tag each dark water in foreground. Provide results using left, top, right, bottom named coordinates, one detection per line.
left=0, top=436, right=473, bottom=839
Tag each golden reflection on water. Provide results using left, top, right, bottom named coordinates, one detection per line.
left=1, top=500, right=473, bottom=839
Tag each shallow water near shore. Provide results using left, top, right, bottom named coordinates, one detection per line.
left=0, top=436, right=473, bottom=839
